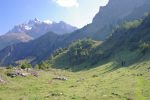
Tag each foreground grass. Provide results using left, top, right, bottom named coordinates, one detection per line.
left=0, top=61, right=150, bottom=100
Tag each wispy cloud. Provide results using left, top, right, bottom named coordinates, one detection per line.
left=54, top=0, right=79, bottom=8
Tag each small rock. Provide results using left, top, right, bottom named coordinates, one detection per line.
left=7, top=71, right=30, bottom=78
left=20, top=73, right=29, bottom=77
left=29, top=70, right=38, bottom=77
left=51, top=92, right=63, bottom=96
left=53, top=76, right=68, bottom=81
left=127, top=97, right=133, bottom=100
left=7, top=72, right=18, bottom=78
left=112, top=92, right=119, bottom=96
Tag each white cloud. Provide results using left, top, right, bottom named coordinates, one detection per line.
left=54, top=0, right=79, bottom=8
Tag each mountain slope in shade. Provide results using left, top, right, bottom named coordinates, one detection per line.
left=0, top=19, right=77, bottom=50
left=125, top=0, right=150, bottom=20
left=0, top=33, right=33, bottom=50
left=68, top=0, right=150, bottom=41
left=0, top=32, right=68, bottom=65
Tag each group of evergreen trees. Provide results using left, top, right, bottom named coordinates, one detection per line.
left=66, top=39, right=99, bottom=65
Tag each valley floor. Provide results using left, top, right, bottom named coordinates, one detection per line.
left=0, top=61, right=150, bottom=100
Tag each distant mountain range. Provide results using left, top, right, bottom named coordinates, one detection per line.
left=0, top=19, right=77, bottom=50
left=8, top=18, right=77, bottom=38
left=0, top=0, right=150, bottom=66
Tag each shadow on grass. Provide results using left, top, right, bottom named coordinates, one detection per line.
left=51, top=58, right=122, bottom=74
left=51, top=51, right=150, bottom=74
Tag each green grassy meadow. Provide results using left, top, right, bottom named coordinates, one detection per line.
left=0, top=60, right=150, bottom=100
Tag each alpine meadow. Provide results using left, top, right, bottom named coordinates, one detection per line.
left=0, top=0, right=150, bottom=100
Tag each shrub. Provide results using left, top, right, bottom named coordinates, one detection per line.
left=39, top=62, right=49, bottom=70
left=6, top=65, right=13, bottom=69
left=53, top=48, right=64, bottom=57
left=20, top=61, right=32, bottom=69
left=67, top=39, right=97, bottom=65
left=34, top=64, right=40, bottom=69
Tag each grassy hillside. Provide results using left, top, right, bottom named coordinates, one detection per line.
left=41, top=15, right=149, bottom=72
left=47, top=39, right=102, bottom=71
left=0, top=60, right=150, bottom=100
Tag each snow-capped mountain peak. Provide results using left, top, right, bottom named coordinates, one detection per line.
left=24, top=25, right=32, bottom=30
left=7, top=18, right=77, bottom=39
left=43, top=20, right=53, bottom=24
left=28, top=18, right=41, bottom=25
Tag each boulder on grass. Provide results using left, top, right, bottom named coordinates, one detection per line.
left=53, top=76, right=68, bottom=81
left=28, top=70, right=38, bottom=77
left=20, top=73, right=30, bottom=77
left=7, top=71, right=30, bottom=77
left=7, top=72, right=18, bottom=78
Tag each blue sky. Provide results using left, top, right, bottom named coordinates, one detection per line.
left=0, top=0, right=109, bottom=35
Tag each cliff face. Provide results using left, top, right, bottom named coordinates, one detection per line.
left=93, top=0, right=147, bottom=26
left=126, top=0, right=150, bottom=20
left=68, top=0, right=150, bottom=41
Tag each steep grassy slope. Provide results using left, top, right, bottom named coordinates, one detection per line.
left=0, top=60, right=150, bottom=100
left=48, top=39, right=102, bottom=71
left=44, top=15, right=150, bottom=72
